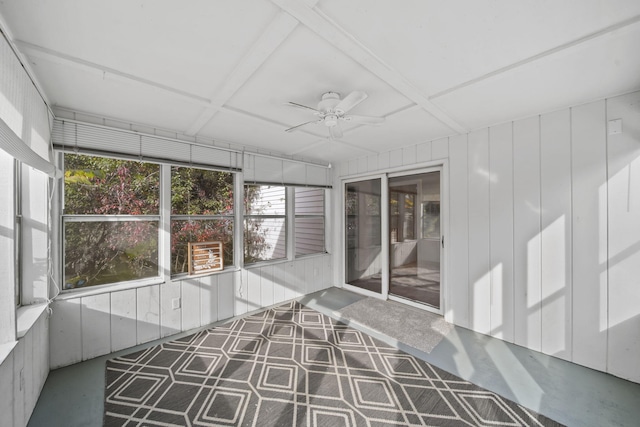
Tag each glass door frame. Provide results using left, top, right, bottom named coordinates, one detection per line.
left=342, top=173, right=388, bottom=299
left=387, top=166, right=444, bottom=315
left=341, top=161, right=448, bottom=316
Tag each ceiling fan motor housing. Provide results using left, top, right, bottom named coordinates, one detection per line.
left=318, top=92, right=341, bottom=113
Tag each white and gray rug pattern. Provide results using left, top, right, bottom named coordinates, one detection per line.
left=104, top=301, right=563, bottom=426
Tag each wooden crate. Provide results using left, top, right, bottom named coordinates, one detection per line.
left=188, top=241, right=224, bottom=276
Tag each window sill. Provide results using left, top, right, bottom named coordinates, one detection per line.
left=17, top=303, right=49, bottom=339
left=56, top=277, right=165, bottom=301
left=170, top=266, right=240, bottom=281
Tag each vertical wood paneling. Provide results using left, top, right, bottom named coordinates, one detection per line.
left=540, top=109, right=572, bottom=361
left=378, top=152, right=390, bottom=170
left=272, top=263, right=287, bottom=304
left=200, top=274, right=219, bottom=326
left=571, top=100, right=608, bottom=371
left=22, top=326, right=34, bottom=418
left=218, top=272, right=235, bottom=321
left=160, top=280, right=181, bottom=337
left=467, top=128, right=491, bottom=334
left=322, top=255, right=331, bottom=291
left=304, top=258, right=316, bottom=293
left=81, top=294, right=111, bottom=360
left=367, top=155, right=379, bottom=172
left=295, top=260, right=306, bottom=297
left=313, top=256, right=325, bottom=292
left=50, top=299, right=82, bottom=368
left=261, top=265, right=275, bottom=307
left=247, top=268, right=262, bottom=311
left=416, top=141, right=432, bottom=164
left=235, top=270, right=249, bottom=316
left=0, top=353, right=14, bottom=427
left=284, top=261, right=297, bottom=301
left=448, top=134, right=469, bottom=327
left=348, top=159, right=358, bottom=176
left=489, top=123, right=514, bottom=342
left=13, top=339, right=24, bottom=427
left=136, top=285, right=160, bottom=345
left=0, top=151, right=15, bottom=344
left=182, top=277, right=201, bottom=331
left=389, top=149, right=403, bottom=168
left=357, top=157, right=368, bottom=174
left=606, top=92, right=640, bottom=382
left=402, top=145, right=417, bottom=166
left=513, top=116, right=542, bottom=351
left=432, top=137, right=449, bottom=160
left=111, top=289, right=137, bottom=352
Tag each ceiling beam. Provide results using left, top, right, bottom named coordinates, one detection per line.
left=14, top=40, right=215, bottom=109
left=184, top=4, right=320, bottom=136
left=270, top=0, right=467, bottom=134
left=429, top=14, right=640, bottom=100
left=14, top=39, right=331, bottom=142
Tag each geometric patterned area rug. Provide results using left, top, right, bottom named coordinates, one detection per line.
left=104, top=301, right=564, bottom=426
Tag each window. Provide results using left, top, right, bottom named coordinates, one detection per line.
left=244, top=185, right=286, bottom=263
left=170, top=167, right=234, bottom=274
left=294, top=187, right=325, bottom=256
left=390, top=190, right=416, bottom=243
left=62, top=153, right=160, bottom=289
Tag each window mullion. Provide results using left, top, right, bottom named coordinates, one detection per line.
left=287, top=186, right=294, bottom=261
left=160, top=164, right=171, bottom=283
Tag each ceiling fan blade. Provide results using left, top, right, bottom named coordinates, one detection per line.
left=335, top=91, right=368, bottom=114
left=343, top=114, right=385, bottom=125
left=285, top=120, right=320, bottom=132
left=285, top=101, right=321, bottom=114
left=329, top=124, right=343, bottom=140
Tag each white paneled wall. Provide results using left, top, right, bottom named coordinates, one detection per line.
left=50, top=254, right=331, bottom=369
left=335, top=90, right=640, bottom=383
left=0, top=311, right=49, bottom=427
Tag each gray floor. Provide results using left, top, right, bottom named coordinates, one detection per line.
left=29, top=287, right=640, bottom=427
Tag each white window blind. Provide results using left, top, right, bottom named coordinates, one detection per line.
left=243, top=153, right=331, bottom=188
left=0, top=116, right=59, bottom=177
left=52, top=119, right=241, bottom=171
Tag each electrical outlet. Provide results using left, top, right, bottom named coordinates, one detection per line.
left=171, top=298, right=181, bottom=310
left=608, top=118, right=622, bottom=135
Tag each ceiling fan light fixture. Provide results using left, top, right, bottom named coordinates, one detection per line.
left=324, top=114, right=338, bottom=127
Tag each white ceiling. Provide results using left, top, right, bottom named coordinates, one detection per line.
left=1, top=0, right=639, bottom=164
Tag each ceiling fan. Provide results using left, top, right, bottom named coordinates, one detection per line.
left=284, top=91, right=385, bottom=139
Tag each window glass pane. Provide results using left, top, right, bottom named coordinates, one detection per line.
left=404, top=193, right=415, bottom=240
left=64, top=221, right=159, bottom=289
left=171, top=167, right=233, bottom=215
left=244, top=218, right=286, bottom=263
left=295, top=217, right=324, bottom=256
left=171, top=219, right=233, bottom=274
left=294, top=187, right=325, bottom=256
left=294, top=187, right=324, bottom=215
left=64, top=153, right=159, bottom=215
left=245, top=185, right=285, bottom=215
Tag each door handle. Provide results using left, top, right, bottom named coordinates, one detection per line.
left=441, top=236, right=444, bottom=248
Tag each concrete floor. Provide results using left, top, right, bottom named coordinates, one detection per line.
left=29, top=287, right=640, bottom=427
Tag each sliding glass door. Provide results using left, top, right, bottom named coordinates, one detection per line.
left=345, top=178, right=382, bottom=294
left=343, top=168, right=443, bottom=313
left=388, top=171, right=441, bottom=310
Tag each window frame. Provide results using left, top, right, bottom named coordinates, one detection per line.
left=60, top=152, right=163, bottom=292
left=243, top=184, right=288, bottom=265
left=169, top=165, right=236, bottom=277
left=14, top=159, right=22, bottom=306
